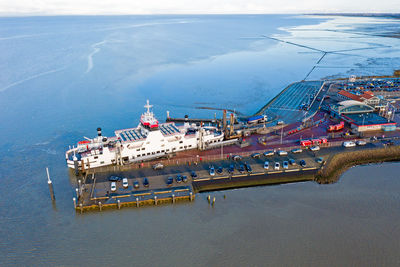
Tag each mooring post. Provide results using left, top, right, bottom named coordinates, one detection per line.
left=73, top=155, right=79, bottom=176
left=79, top=203, right=83, bottom=214
left=212, top=197, right=216, bottom=206
left=172, top=194, right=175, bottom=203
left=189, top=192, right=193, bottom=201
left=207, top=195, right=211, bottom=203
left=46, top=167, right=55, bottom=201
left=154, top=196, right=158, bottom=205
left=136, top=197, right=139, bottom=207
left=98, top=201, right=102, bottom=211
left=78, top=179, right=82, bottom=196
left=73, top=197, right=76, bottom=209
left=75, top=188, right=79, bottom=198
left=117, top=199, right=121, bottom=209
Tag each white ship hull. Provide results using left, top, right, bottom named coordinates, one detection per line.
left=66, top=101, right=224, bottom=171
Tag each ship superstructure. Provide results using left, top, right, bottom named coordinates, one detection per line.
left=66, top=100, right=224, bottom=171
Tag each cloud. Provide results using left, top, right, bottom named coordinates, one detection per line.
left=0, top=0, right=399, bottom=15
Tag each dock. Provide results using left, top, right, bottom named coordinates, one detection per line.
left=69, top=73, right=400, bottom=213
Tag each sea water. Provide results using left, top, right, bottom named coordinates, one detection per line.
left=0, top=15, right=400, bottom=266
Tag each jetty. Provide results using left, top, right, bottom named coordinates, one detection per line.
left=69, top=72, right=400, bottom=212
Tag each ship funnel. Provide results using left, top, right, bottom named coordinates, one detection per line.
left=97, top=127, right=102, bottom=136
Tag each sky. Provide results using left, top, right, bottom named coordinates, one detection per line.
left=0, top=0, right=399, bottom=15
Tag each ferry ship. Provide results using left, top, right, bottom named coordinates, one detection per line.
left=66, top=100, right=224, bottom=171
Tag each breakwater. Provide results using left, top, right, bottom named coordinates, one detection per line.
left=316, top=145, right=400, bottom=184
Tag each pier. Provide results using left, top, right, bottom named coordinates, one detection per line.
left=70, top=73, right=400, bottom=213
left=72, top=136, right=400, bottom=212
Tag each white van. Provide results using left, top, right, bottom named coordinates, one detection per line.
left=343, top=141, right=356, bottom=148
left=277, top=150, right=288, bottom=156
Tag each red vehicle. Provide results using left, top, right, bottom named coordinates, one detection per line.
left=300, top=140, right=312, bottom=147
left=301, top=138, right=328, bottom=147
left=327, top=121, right=344, bottom=132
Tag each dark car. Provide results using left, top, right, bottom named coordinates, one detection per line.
left=383, top=140, right=394, bottom=146
left=108, top=175, right=122, bottom=182
left=176, top=175, right=182, bottom=183
left=217, top=166, right=223, bottom=174
left=238, top=165, right=245, bottom=173
left=228, top=164, right=234, bottom=173
left=143, top=177, right=149, bottom=187
left=133, top=180, right=140, bottom=189
left=166, top=177, right=173, bottom=186
left=182, top=175, right=188, bottom=183
left=300, top=160, right=307, bottom=167
left=251, top=153, right=261, bottom=159
left=191, top=171, right=197, bottom=178
left=289, top=158, right=296, bottom=165
left=244, top=163, right=252, bottom=173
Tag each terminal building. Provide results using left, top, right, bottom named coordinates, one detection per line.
left=330, top=100, right=396, bottom=132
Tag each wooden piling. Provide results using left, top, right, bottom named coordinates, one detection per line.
left=117, top=200, right=121, bottom=209
left=98, top=201, right=102, bottom=211
left=73, top=197, right=76, bottom=209
left=46, top=167, right=55, bottom=201
left=154, top=196, right=158, bottom=205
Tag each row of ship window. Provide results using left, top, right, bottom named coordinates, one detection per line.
left=131, top=145, right=193, bottom=159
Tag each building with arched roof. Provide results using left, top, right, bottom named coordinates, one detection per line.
left=330, top=100, right=375, bottom=116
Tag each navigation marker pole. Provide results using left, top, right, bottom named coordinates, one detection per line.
left=46, top=167, right=55, bottom=201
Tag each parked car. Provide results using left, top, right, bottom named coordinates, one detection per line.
left=191, top=171, right=197, bottom=178
left=152, top=163, right=164, bottom=170
left=291, top=148, right=303, bottom=154
left=176, top=175, right=182, bottom=183
left=217, top=166, right=223, bottom=174
left=232, top=155, right=243, bottom=161
left=310, top=145, right=320, bottom=151
left=264, top=161, right=269, bottom=170
left=316, top=157, right=323, bottom=164
left=343, top=141, right=356, bottom=148
left=238, top=165, right=245, bottom=173
left=166, top=177, right=173, bottom=186
left=251, top=153, right=261, bottom=158
left=383, top=140, right=394, bottom=146
left=244, top=163, right=252, bottom=173
left=274, top=162, right=280, bottom=170
left=228, top=164, right=234, bottom=173
left=182, top=175, right=188, bottom=183
left=133, top=180, right=139, bottom=189
left=108, top=175, right=122, bottom=182
left=209, top=166, right=215, bottom=176
left=289, top=158, right=296, bottom=165
left=356, top=140, right=367, bottom=146
left=300, top=160, right=307, bottom=167
left=110, top=182, right=117, bottom=192
left=283, top=161, right=289, bottom=169
left=143, top=177, right=149, bottom=187
left=263, top=151, right=275, bottom=157
left=277, top=150, right=288, bottom=156
left=122, top=178, right=128, bottom=188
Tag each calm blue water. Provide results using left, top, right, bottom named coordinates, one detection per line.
left=1, top=15, right=400, bottom=266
